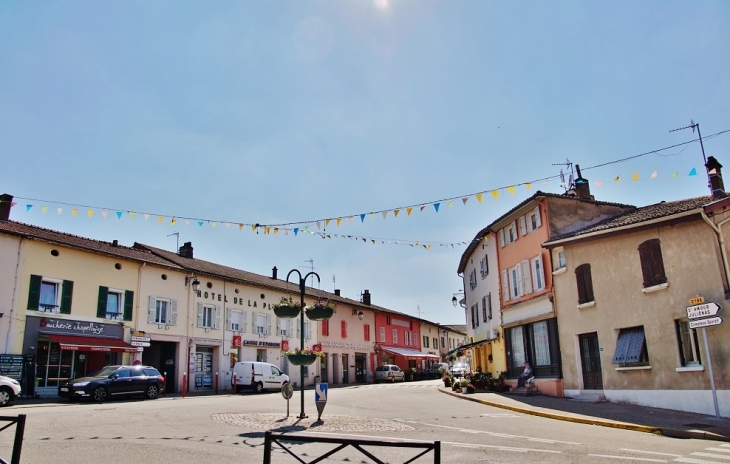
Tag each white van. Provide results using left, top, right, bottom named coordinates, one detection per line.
left=231, top=362, right=290, bottom=393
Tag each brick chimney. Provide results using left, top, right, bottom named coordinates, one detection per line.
left=706, top=156, right=726, bottom=199
left=574, top=165, right=593, bottom=201
left=0, top=194, right=13, bottom=221
left=362, top=290, right=371, bottom=306
left=178, top=242, right=194, bottom=259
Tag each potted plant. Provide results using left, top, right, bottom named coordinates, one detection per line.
left=272, top=297, right=301, bottom=319
left=282, top=347, right=325, bottom=366
left=465, top=381, right=475, bottom=394
left=304, top=299, right=336, bottom=321
left=460, top=378, right=470, bottom=393
left=406, top=367, right=416, bottom=382
left=442, top=374, right=452, bottom=388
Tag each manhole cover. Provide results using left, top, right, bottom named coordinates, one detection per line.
left=212, top=413, right=414, bottom=433
left=683, top=423, right=714, bottom=429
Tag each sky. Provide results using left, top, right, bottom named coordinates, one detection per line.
left=1, top=1, right=728, bottom=325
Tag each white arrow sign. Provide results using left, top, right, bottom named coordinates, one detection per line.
left=689, top=316, right=723, bottom=329
left=130, top=341, right=151, bottom=347
left=686, top=302, right=721, bottom=320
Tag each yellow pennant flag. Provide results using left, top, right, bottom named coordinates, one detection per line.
left=492, top=190, right=499, bottom=200
left=407, top=207, right=413, bottom=216
left=238, top=224, right=243, bottom=230
left=158, top=216, right=164, bottom=223
left=87, top=210, right=94, bottom=218
left=325, top=219, right=330, bottom=227
left=171, top=218, right=177, bottom=225
left=72, top=209, right=78, bottom=217
left=508, top=186, right=515, bottom=195
left=394, top=209, right=400, bottom=217
left=671, top=172, right=679, bottom=178
left=336, top=218, right=342, bottom=226
left=128, top=211, right=136, bottom=219
left=525, top=183, right=532, bottom=190
left=426, top=244, right=432, bottom=250
left=476, top=193, right=483, bottom=203
left=614, top=176, right=621, bottom=182
left=631, top=172, right=639, bottom=181
left=274, top=228, right=279, bottom=235
left=251, top=225, right=257, bottom=232
left=448, top=200, right=453, bottom=208
left=264, top=227, right=270, bottom=234
left=211, top=222, right=218, bottom=228
left=41, top=206, right=48, bottom=214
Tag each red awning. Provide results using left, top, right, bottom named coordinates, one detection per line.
left=45, top=334, right=141, bottom=353
left=380, top=346, right=439, bottom=360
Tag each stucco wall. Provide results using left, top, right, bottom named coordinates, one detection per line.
left=0, top=235, right=21, bottom=353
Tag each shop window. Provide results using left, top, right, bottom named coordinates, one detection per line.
left=97, top=287, right=133, bottom=321
left=28, top=275, right=73, bottom=314
left=638, top=239, right=667, bottom=288
left=675, top=320, right=701, bottom=366
left=575, top=264, right=595, bottom=304
left=612, top=327, right=649, bottom=366
left=148, top=296, right=178, bottom=326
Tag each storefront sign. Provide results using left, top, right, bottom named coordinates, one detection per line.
left=131, top=341, right=151, bottom=347
left=312, top=343, right=322, bottom=353
left=232, top=335, right=242, bottom=348
left=131, top=336, right=150, bottom=342
left=40, top=318, right=105, bottom=335
left=190, top=338, right=222, bottom=346
left=320, top=341, right=371, bottom=350
left=281, top=339, right=289, bottom=351
left=241, top=340, right=280, bottom=348
left=0, top=355, right=23, bottom=380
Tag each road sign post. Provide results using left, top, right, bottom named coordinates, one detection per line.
left=686, top=299, right=722, bottom=419
left=315, top=382, right=328, bottom=421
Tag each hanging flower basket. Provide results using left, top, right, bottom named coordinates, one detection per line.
left=283, top=347, right=325, bottom=366
left=304, top=300, right=335, bottom=321
left=272, top=297, right=301, bottom=319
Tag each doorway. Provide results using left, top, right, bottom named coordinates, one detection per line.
left=341, top=354, right=349, bottom=384
left=355, top=353, right=366, bottom=383
left=579, top=333, right=603, bottom=390
left=143, top=341, right=177, bottom=393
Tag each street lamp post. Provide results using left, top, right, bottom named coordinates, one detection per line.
left=285, top=269, right=320, bottom=419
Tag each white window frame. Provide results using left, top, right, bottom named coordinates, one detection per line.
left=105, top=288, right=124, bottom=320
left=39, top=277, right=62, bottom=313
left=380, top=327, right=386, bottom=342
left=469, top=269, right=477, bottom=290
left=677, top=320, right=701, bottom=367
left=404, top=331, right=410, bottom=346
left=392, top=328, right=398, bottom=344
left=553, top=247, right=566, bottom=271
left=202, top=305, right=214, bottom=328
left=227, top=308, right=245, bottom=333
left=149, top=296, right=178, bottom=326
left=510, top=265, right=522, bottom=299
left=155, top=298, right=170, bottom=324
left=253, top=312, right=270, bottom=335
left=501, top=269, right=510, bottom=302
left=531, top=255, right=545, bottom=291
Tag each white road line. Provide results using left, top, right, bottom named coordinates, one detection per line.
left=706, top=448, right=730, bottom=454
left=691, top=453, right=730, bottom=461
left=588, top=454, right=667, bottom=462
left=397, top=420, right=581, bottom=445
left=620, top=449, right=682, bottom=457
left=300, top=431, right=561, bottom=454
left=675, top=458, right=730, bottom=464
left=721, top=445, right=730, bottom=449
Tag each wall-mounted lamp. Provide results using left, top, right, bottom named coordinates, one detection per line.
left=185, top=276, right=201, bottom=292
left=357, top=310, right=364, bottom=320
left=452, top=291, right=465, bottom=308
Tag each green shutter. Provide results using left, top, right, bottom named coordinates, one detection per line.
left=28, top=275, right=42, bottom=310
left=123, top=290, right=134, bottom=321
left=97, top=286, right=108, bottom=318
left=60, top=280, right=73, bottom=314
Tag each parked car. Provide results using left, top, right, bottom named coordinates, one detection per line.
left=58, top=365, right=164, bottom=402
left=450, top=363, right=470, bottom=378
left=231, top=362, right=290, bottom=393
left=374, top=365, right=405, bottom=383
left=0, top=375, right=21, bottom=406
left=428, top=362, right=450, bottom=379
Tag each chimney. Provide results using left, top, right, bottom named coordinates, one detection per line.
left=574, top=165, right=593, bottom=200
left=271, top=266, right=278, bottom=280
left=178, top=242, right=194, bottom=259
left=362, top=289, right=371, bottom=306
left=706, top=156, right=727, bottom=199
left=334, top=289, right=341, bottom=296
left=111, top=240, right=118, bottom=247
left=0, top=194, right=13, bottom=221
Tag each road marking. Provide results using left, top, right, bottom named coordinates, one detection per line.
left=706, top=448, right=730, bottom=454
left=690, top=453, right=730, bottom=461
left=721, top=445, right=730, bottom=449
left=302, top=431, right=561, bottom=454
left=480, top=413, right=519, bottom=418
left=620, top=449, right=682, bottom=457
left=397, top=420, right=580, bottom=445
left=675, top=458, right=730, bottom=464
left=588, top=454, right=667, bottom=462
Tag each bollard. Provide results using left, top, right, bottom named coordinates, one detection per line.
left=163, top=372, right=167, bottom=396
left=182, top=372, right=187, bottom=398
left=215, top=372, right=219, bottom=395
left=233, top=373, right=237, bottom=394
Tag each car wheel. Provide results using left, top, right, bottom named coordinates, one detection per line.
left=255, top=382, right=264, bottom=393
left=0, top=387, right=11, bottom=407
left=146, top=385, right=159, bottom=400
left=390, top=376, right=395, bottom=383
left=92, top=386, right=107, bottom=403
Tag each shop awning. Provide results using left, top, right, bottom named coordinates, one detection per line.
left=45, top=334, right=142, bottom=353
left=381, top=346, right=439, bottom=360
left=446, top=338, right=492, bottom=356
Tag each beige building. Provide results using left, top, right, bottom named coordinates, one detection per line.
left=545, top=160, right=730, bottom=415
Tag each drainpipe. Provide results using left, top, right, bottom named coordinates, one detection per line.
left=6, top=238, right=23, bottom=354
left=701, top=212, right=730, bottom=294
left=134, top=262, right=146, bottom=362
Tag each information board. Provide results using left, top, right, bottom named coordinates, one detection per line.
left=0, top=355, right=23, bottom=380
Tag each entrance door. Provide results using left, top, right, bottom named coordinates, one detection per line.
left=579, top=333, right=603, bottom=390
left=341, top=354, right=349, bottom=384
left=355, top=353, right=366, bottom=383
left=320, top=353, right=328, bottom=383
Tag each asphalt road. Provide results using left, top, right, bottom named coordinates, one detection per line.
left=0, top=379, right=727, bottom=463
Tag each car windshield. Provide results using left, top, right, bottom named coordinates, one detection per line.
left=88, top=366, right=120, bottom=378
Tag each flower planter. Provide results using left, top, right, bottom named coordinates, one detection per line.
left=273, top=305, right=301, bottom=319
left=305, top=306, right=334, bottom=321
left=286, top=354, right=318, bottom=366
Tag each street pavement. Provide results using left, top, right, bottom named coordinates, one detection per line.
left=439, top=387, right=730, bottom=442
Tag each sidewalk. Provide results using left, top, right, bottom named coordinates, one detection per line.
left=439, top=387, right=730, bottom=442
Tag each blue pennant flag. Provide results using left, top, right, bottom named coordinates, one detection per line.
left=198, top=221, right=204, bottom=227
left=294, top=228, right=299, bottom=236
left=360, top=214, right=365, bottom=223
left=116, top=211, right=123, bottom=219
left=433, top=203, right=440, bottom=213
left=688, top=167, right=697, bottom=176
left=26, top=205, right=32, bottom=211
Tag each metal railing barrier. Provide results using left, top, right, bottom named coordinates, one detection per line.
left=263, top=431, right=440, bottom=464
left=0, top=415, right=26, bottom=464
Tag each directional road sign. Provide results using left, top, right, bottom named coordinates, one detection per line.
left=689, top=316, right=723, bottom=329
left=686, top=302, right=721, bottom=320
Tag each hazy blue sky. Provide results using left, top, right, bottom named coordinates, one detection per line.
left=1, top=1, right=728, bottom=324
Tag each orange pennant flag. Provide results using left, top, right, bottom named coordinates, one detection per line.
left=525, top=183, right=532, bottom=190
left=394, top=209, right=400, bottom=217
left=325, top=219, right=331, bottom=227
left=336, top=218, right=342, bottom=226
left=407, top=207, right=413, bottom=216
left=238, top=224, right=243, bottom=230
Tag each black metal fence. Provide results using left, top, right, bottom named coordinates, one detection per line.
left=263, top=431, right=439, bottom=464
left=0, top=415, right=25, bottom=464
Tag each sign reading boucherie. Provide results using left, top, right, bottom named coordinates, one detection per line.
left=686, top=302, right=721, bottom=320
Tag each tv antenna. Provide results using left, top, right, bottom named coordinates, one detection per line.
left=167, top=232, right=179, bottom=251
left=670, top=120, right=711, bottom=193
left=551, top=158, right=574, bottom=193
left=300, top=259, right=316, bottom=287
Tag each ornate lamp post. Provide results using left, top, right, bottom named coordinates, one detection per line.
left=285, top=269, right=320, bottom=419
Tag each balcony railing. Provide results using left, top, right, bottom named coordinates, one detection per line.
left=106, top=312, right=122, bottom=320
left=38, top=304, right=59, bottom=313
